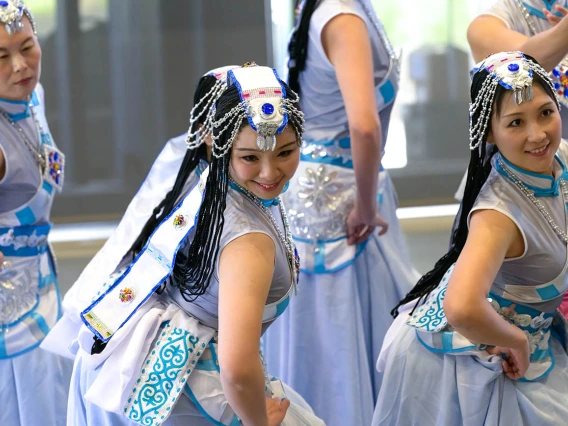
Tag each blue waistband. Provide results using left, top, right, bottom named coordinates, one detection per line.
left=301, top=137, right=385, bottom=171
left=489, top=292, right=555, bottom=332
left=0, top=224, right=51, bottom=257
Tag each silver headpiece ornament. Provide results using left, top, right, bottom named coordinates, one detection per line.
left=207, top=62, right=304, bottom=158
left=0, top=0, right=36, bottom=35
left=185, top=65, right=239, bottom=150
left=469, top=51, right=559, bottom=151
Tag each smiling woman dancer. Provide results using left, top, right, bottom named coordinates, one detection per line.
left=0, top=1, right=70, bottom=425
left=44, top=63, right=325, bottom=426
left=373, top=51, right=568, bottom=425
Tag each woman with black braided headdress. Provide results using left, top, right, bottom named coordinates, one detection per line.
left=262, top=1, right=419, bottom=425
left=43, top=64, right=325, bottom=426
left=373, top=51, right=568, bottom=425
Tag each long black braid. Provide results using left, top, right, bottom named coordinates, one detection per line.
left=127, top=75, right=217, bottom=257
left=391, top=63, right=557, bottom=317
left=92, top=75, right=217, bottom=354
left=288, top=0, right=319, bottom=94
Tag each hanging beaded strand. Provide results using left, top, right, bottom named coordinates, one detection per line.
left=358, top=0, right=400, bottom=76
left=0, top=107, right=45, bottom=172
left=498, top=157, right=568, bottom=244
left=228, top=177, right=299, bottom=294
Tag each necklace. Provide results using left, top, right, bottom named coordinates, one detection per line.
left=498, top=157, right=568, bottom=244
left=0, top=104, right=46, bottom=172
left=228, top=178, right=300, bottom=293
left=514, top=0, right=542, bottom=35
left=358, top=0, right=400, bottom=76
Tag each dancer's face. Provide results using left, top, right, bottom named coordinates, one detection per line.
left=488, top=83, right=561, bottom=176
left=230, top=125, right=300, bottom=199
left=0, top=16, right=41, bottom=101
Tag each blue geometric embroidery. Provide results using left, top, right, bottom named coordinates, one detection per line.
left=406, top=263, right=455, bottom=332
left=125, top=323, right=205, bottom=425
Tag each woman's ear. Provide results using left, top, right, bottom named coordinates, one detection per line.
left=486, top=129, right=495, bottom=145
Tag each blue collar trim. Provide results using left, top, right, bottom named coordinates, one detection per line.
left=0, top=91, right=40, bottom=121
left=523, top=1, right=566, bottom=19
left=228, top=180, right=289, bottom=207
left=496, top=153, right=567, bottom=197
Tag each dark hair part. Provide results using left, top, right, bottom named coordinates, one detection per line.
left=127, top=75, right=216, bottom=257
left=391, top=59, right=558, bottom=317
left=288, top=0, right=319, bottom=94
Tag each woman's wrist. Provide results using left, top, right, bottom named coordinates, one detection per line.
left=509, top=325, right=529, bottom=351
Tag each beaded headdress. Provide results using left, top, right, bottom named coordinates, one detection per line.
left=186, top=62, right=304, bottom=157
left=0, top=0, right=36, bottom=35
left=185, top=65, right=239, bottom=150
left=469, top=52, right=559, bottom=151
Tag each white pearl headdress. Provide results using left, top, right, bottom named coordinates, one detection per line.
left=469, top=52, right=559, bottom=151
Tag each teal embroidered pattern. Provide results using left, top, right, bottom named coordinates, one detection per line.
left=125, top=322, right=206, bottom=425
left=406, top=263, right=455, bottom=332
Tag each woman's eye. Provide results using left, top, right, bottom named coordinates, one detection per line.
left=542, top=109, right=554, bottom=117
left=242, top=155, right=258, bottom=162
left=278, top=150, right=293, bottom=157
left=509, top=119, right=522, bottom=127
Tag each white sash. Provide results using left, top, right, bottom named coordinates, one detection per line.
left=81, top=168, right=209, bottom=342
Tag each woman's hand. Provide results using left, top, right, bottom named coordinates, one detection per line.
left=486, top=334, right=530, bottom=380
left=544, top=5, right=568, bottom=26
left=346, top=206, right=388, bottom=245
left=0, top=250, right=4, bottom=266
left=266, top=397, right=290, bottom=426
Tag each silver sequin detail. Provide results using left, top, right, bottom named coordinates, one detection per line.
left=0, top=263, right=38, bottom=326
left=301, top=140, right=352, bottom=166
left=287, top=165, right=353, bottom=240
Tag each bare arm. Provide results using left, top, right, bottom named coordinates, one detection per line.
left=321, top=13, right=387, bottom=244
left=218, top=233, right=287, bottom=426
left=444, top=209, right=530, bottom=377
left=468, top=14, right=568, bottom=71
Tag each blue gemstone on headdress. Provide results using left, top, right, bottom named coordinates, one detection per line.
left=507, top=63, right=519, bottom=72
left=261, top=103, right=274, bottom=116
left=553, top=68, right=561, bottom=78
left=555, top=83, right=561, bottom=90
left=0, top=1, right=9, bottom=6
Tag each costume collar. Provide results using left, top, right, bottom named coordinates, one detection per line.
left=523, top=1, right=567, bottom=19
left=228, top=180, right=289, bottom=207
left=0, top=90, right=38, bottom=121
left=496, top=152, right=567, bottom=197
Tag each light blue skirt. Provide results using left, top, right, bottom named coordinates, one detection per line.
left=373, top=323, right=568, bottom=426
left=263, top=176, right=419, bottom=426
left=0, top=346, right=72, bottom=426
left=68, top=350, right=322, bottom=426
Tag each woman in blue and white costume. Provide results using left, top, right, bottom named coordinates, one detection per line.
left=0, top=1, right=70, bottom=425
left=262, top=1, right=419, bottom=425
left=374, top=51, right=568, bottom=425
left=467, top=0, right=568, bottom=314
left=44, top=63, right=325, bottom=426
